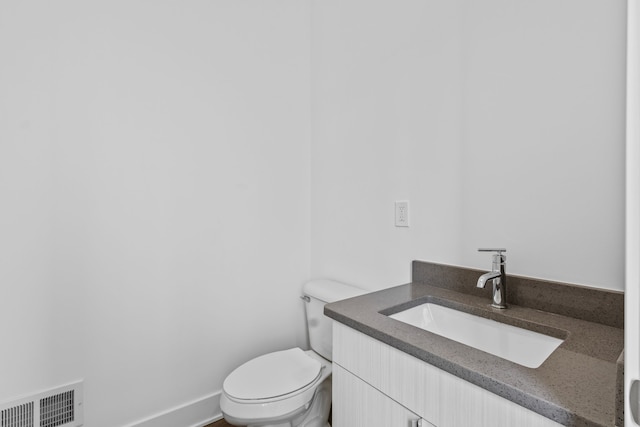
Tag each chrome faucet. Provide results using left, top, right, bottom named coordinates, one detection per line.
left=477, top=248, right=507, bottom=309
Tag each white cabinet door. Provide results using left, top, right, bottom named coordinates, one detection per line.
left=333, top=363, right=435, bottom=427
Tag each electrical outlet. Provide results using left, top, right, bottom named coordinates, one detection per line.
left=395, top=201, right=409, bottom=227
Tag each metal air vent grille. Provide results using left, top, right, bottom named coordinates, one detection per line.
left=40, top=391, right=74, bottom=427
left=0, top=382, right=82, bottom=427
left=1, top=402, right=34, bottom=427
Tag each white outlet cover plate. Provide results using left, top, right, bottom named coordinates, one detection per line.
left=395, top=200, right=409, bottom=227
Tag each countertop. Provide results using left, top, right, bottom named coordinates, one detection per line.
left=325, top=280, right=624, bottom=427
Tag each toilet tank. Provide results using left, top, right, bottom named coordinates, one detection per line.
left=302, top=279, right=366, bottom=361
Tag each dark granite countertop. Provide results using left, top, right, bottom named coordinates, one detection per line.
left=325, top=262, right=624, bottom=427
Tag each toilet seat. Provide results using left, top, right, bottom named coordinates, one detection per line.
left=223, top=348, right=322, bottom=403
left=220, top=349, right=332, bottom=425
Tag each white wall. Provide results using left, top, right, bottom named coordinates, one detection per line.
left=0, top=1, right=627, bottom=426
left=625, top=0, right=640, bottom=424
left=0, top=1, right=311, bottom=426
left=311, top=0, right=626, bottom=290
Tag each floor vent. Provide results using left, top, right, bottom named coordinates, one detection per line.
left=0, top=382, right=83, bottom=427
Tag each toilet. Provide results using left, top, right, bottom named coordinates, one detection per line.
left=220, top=279, right=366, bottom=427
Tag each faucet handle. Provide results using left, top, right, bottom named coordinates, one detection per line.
left=478, top=248, right=507, bottom=255
left=479, top=248, right=507, bottom=267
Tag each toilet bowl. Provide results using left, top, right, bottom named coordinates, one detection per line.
left=220, top=280, right=366, bottom=427
left=220, top=349, right=332, bottom=427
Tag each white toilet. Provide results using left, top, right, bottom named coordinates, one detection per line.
left=220, top=279, right=366, bottom=427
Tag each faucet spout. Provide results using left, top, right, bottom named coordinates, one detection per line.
left=477, top=248, right=508, bottom=309
left=477, top=271, right=501, bottom=288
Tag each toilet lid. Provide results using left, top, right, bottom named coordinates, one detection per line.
left=223, top=348, right=322, bottom=400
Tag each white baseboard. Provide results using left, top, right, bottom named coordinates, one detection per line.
left=123, top=391, right=223, bottom=427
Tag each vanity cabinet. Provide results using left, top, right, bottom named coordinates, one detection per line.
left=332, top=322, right=562, bottom=427
left=333, top=363, right=433, bottom=427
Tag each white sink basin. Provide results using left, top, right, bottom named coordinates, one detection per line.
left=388, top=303, right=563, bottom=368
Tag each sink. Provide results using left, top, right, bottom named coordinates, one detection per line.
left=388, top=303, right=563, bottom=368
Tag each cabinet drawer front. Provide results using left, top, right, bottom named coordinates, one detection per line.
left=333, top=363, right=427, bottom=427
left=333, top=322, right=562, bottom=427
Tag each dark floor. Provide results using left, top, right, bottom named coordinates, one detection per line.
left=205, top=411, right=331, bottom=426
left=204, top=419, right=241, bottom=427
